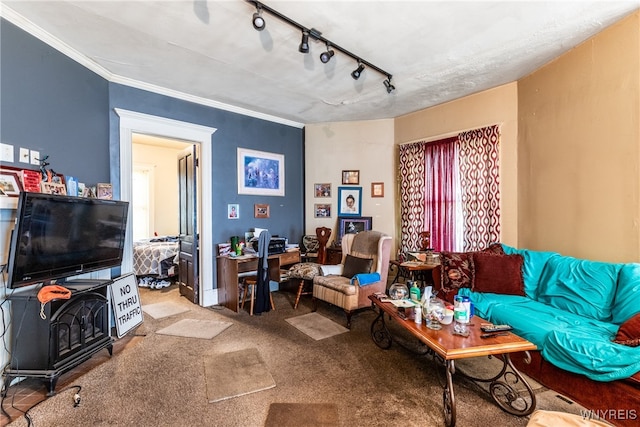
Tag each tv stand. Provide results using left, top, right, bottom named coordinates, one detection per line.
left=2, top=280, right=113, bottom=396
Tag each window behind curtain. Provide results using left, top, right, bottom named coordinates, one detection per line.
left=399, top=125, right=500, bottom=253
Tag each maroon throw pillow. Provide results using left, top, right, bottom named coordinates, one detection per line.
left=439, top=252, right=474, bottom=299
left=482, top=243, right=505, bottom=255
left=472, top=252, right=525, bottom=296
left=614, top=313, right=640, bottom=347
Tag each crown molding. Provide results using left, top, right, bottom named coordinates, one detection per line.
left=1, top=6, right=304, bottom=129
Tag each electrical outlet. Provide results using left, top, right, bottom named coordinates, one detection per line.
left=30, top=150, right=41, bottom=166
left=0, top=143, right=14, bottom=162
left=20, top=148, right=30, bottom=163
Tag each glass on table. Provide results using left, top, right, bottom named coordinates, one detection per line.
left=426, top=299, right=445, bottom=330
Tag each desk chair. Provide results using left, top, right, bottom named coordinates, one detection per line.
left=241, top=276, right=275, bottom=315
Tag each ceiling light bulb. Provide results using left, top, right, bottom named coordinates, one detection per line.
left=252, top=9, right=265, bottom=31
left=320, top=46, right=335, bottom=63
left=299, top=31, right=310, bottom=53
left=351, top=63, right=365, bottom=80
left=384, top=78, right=396, bottom=93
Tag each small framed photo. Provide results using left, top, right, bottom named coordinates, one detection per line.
left=338, top=216, right=373, bottom=241
left=40, top=181, right=67, bottom=195
left=0, top=166, right=24, bottom=197
left=342, top=170, right=360, bottom=185
left=254, top=203, right=270, bottom=218
left=371, top=182, right=384, bottom=198
left=314, top=183, right=331, bottom=197
left=337, top=186, right=362, bottom=217
left=97, top=183, right=113, bottom=200
left=228, top=204, right=239, bottom=219
left=314, top=203, right=331, bottom=218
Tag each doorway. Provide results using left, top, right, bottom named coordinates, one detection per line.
left=115, top=109, right=217, bottom=306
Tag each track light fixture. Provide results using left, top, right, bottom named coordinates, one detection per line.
left=384, top=76, right=396, bottom=93
left=299, top=31, right=310, bottom=53
left=246, top=1, right=395, bottom=93
left=319, top=43, right=335, bottom=63
left=252, top=6, right=265, bottom=30
left=351, top=62, right=365, bottom=80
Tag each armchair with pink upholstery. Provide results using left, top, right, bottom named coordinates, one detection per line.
left=312, top=230, right=392, bottom=328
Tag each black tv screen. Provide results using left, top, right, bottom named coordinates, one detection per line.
left=6, top=192, right=129, bottom=289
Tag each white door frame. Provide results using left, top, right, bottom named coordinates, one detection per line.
left=115, top=108, right=217, bottom=306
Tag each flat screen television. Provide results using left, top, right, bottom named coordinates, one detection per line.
left=6, top=192, right=129, bottom=289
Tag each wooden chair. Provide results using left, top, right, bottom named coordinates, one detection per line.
left=288, top=227, right=332, bottom=309
left=241, top=276, right=275, bottom=315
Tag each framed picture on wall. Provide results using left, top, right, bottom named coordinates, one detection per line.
left=237, top=148, right=285, bottom=196
left=338, top=216, right=373, bottom=241
left=337, top=186, right=362, bottom=217
left=371, top=182, right=384, bottom=198
left=314, top=183, right=331, bottom=197
left=341, top=170, right=359, bottom=185
left=314, top=203, right=331, bottom=218
left=254, top=203, right=270, bottom=218
left=0, top=166, right=23, bottom=197
left=228, top=204, right=239, bottom=219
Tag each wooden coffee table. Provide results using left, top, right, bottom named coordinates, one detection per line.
left=368, top=295, right=537, bottom=427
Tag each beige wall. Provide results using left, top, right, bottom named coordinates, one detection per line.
left=394, top=83, right=520, bottom=247
left=518, top=11, right=640, bottom=262
left=132, top=143, right=181, bottom=237
left=305, top=119, right=396, bottom=247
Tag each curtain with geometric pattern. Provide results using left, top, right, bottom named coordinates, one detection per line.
left=398, top=142, right=427, bottom=254
left=457, top=125, right=501, bottom=251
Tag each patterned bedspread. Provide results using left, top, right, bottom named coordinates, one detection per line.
left=133, top=238, right=179, bottom=276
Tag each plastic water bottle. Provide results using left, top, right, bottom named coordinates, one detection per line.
left=453, top=295, right=469, bottom=334
left=414, top=304, right=422, bottom=325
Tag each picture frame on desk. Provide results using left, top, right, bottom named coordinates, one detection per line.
left=40, top=181, right=67, bottom=195
left=338, top=216, right=372, bottom=241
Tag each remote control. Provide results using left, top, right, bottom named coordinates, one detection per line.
left=480, top=324, right=513, bottom=333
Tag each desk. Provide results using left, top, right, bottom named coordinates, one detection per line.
left=368, top=295, right=537, bottom=427
left=217, top=250, right=300, bottom=312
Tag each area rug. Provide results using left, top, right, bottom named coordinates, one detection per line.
left=285, top=312, right=349, bottom=341
left=142, top=301, right=189, bottom=319
left=204, top=347, right=276, bottom=403
left=156, top=318, right=232, bottom=339
left=264, top=403, right=339, bottom=427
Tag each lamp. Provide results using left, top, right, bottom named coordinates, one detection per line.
left=299, top=31, right=310, bottom=53
left=351, top=62, right=365, bottom=80
left=319, top=43, right=335, bottom=63
left=252, top=6, right=265, bottom=31
left=247, top=1, right=395, bottom=93
left=384, top=76, right=395, bottom=93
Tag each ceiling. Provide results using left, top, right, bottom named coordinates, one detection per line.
left=3, top=1, right=639, bottom=126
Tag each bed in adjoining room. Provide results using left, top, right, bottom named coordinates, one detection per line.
left=133, top=236, right=179, bottom=289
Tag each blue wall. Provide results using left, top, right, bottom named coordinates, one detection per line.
left=1, top=18, right=305, bottom=287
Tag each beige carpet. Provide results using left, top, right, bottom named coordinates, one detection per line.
left=156, top=318, right=232, bottom=339
left=142, top=301, right=189, bottom=319
left=265, top=403, right=339, bottom=427
left=285, top=312, right=349, bottom=340
left=204, top=347, right=276, bottom=403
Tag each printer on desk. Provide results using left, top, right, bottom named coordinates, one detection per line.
left=251, top=237, right=286, bottom=255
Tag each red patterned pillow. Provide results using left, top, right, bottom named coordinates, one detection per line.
left=614, top=313, right=640, bottom=347
left=472, top=252, right=525, bottom=296
left=439, top=251, right=474, bottom=301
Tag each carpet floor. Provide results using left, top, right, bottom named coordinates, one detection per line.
left=8, top=286, right=588, bottom=427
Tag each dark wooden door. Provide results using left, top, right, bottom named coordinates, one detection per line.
left=178, top=145, right=199, bottom=303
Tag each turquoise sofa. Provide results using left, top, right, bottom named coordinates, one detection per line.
left=434, top=245, right=640, bottom=426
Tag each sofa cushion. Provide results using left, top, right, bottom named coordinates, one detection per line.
left=320, top=264, right=343, bottom=276
left=614, top=313, right=640, bottom=347
left=611, top=263, right=640, bottom=325
left=501, top=244, right=559, bottom=299
left=439, top=251, right=474, bottom=301
left=482, top=243, right=505, bottom=255
left=342, top=254, right=373, bottom=278
left=536, top=256, right=622, bottom=322
left=313, top=275, right=356, bottom=296
left=472, top=252, right=525, bottom=296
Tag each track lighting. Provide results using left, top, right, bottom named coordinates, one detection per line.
left=384, top=76, right=396, bottom=93
left=252, top=6, right=265, bottom=31
left=319, top=44, right=334, bottom=63
left=351, top=62, right=365, bottom=80
left=299, top=31, right=310, bottom=53
left=247, top=1, right=395, bottom=93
